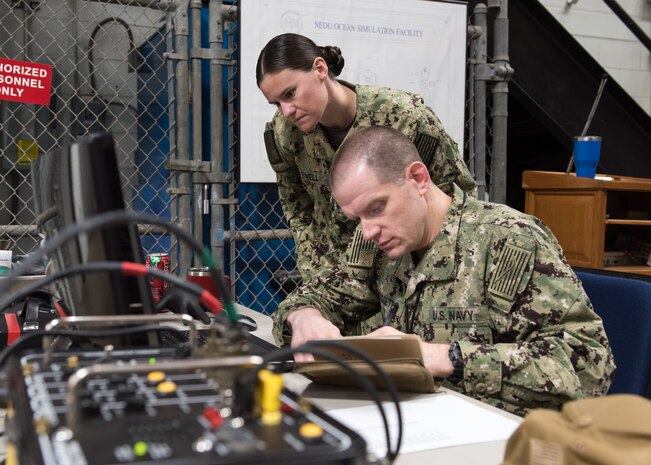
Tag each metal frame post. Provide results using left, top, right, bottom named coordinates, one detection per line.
left=209, top=0, right=226, bottom=269
left=191, top=0, right=203, bottom=266
left=489, top=0, right=511, bottom=204
left=472, top=3, right=488, bottom=201
left=172, top=0, right=192, bottom=276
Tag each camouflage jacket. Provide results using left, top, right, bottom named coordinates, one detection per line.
left=264, top=82, right=476, bottom=280
left=273, top=185, right=615, bottom=416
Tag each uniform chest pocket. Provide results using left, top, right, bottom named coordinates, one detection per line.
left=427, top=306, right=494, bottom=344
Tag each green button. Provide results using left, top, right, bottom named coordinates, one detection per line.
left=133, top=441, right=148, bottom=457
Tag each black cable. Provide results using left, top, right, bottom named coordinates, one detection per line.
left=307, top=340, right=403, bottom=461
left=0, top=325, right=184, bottom=371
left=0, top=261, right=220, bottom=318
left=88, top=17, right=135, bottom=95
left=0, top=210, right=235, bottom=321
left=255, top=342, right=403, bottom=463
left=34, top=205, right=58, bottom=228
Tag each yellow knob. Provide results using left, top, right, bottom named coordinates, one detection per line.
left=258, top=369, right=283, bottom=426
left=147, top=371, right=166, bottom=384
left=156, top=380, right=177, bottom=394
left=299, top=422, right=324, bottom=439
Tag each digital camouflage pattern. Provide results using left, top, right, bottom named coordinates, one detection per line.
left=273, top=185, right=615, bottom=416
left=265, top=82, right=476, bottom=280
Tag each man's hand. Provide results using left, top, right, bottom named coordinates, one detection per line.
left=286, top=307, right=342, bottom=362
left=366, top=326, right=454, bottom=378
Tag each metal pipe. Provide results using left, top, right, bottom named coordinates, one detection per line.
left=226, top=25, right=237, bottom=295
left=466, top=25, right=480, bottom=178
left=224, top=229, right=293, bottom=242
left=209, top=0, right=226, bottom=269
left=0, top=225, right=293, bottom=242
left=473, top=4, right=488, bottom=201
left=173, top=0, right=192, bottom=276
left=165, top=13, right=178, bottom=271
left=20, top=1, right=36, bottom=142
left=191, top=0, right=203, bottom=268
left=490, top=0, right=510, bottom=204
left=71, top=0, right=80, bottom=92
left=0, top=225, right=38, bottom=236
left=87, top=0, right=176, bottom=10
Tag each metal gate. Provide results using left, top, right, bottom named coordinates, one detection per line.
left=0, top=0, right=509, bottom=315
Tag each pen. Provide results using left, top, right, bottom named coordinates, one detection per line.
left=383, top=302, right=399, bottom=326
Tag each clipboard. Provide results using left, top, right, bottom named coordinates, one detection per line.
left=295, top=335, right=440, bottom=393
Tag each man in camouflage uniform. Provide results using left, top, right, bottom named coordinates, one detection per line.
left=273, top=126, right=615, bottom=416
left=265, top=82, right=476, bottom=280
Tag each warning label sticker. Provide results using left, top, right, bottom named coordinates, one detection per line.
left=0, top=58, right=53, bottom=106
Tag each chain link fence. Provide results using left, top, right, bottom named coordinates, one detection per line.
left=1, top=0, right=505, bottom=316
left=0, top=0, right=173, bottom=259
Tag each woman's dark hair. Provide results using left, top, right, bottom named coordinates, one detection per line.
left=256, top=33, right=345, bottom=85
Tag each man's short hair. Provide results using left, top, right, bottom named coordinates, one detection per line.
left=330, top=126, right=422, bottom=190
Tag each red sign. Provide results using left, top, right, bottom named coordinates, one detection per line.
left=0, top=58, right=53, bottom=106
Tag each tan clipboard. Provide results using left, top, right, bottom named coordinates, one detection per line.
left=295, top=335, right=440, bottom=393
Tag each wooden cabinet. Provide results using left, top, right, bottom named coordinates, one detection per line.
left=522, top=171, right=651, bottom=276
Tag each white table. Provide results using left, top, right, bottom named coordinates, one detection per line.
left=239, top=305, right=522, bottom=465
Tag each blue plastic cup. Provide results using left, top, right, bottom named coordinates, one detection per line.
left=574, top=136, right=602, bottom=178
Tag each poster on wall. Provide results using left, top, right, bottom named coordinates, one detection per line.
left=240, top=0, right=467, bottom=183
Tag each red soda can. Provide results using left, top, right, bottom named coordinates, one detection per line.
left=146, top=253, right=171, bottom=304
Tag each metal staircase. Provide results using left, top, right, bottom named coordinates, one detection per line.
left=480, top=1, right=651, bottom=209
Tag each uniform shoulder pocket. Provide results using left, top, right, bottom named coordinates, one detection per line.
left=264, top=128, right=290, bottom=172
left=488, top=242, right=534, bottom=304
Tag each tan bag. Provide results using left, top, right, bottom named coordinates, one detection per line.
left=502, top=394, right=651, bottom=465
left=295, top=335, right=440, bottom=393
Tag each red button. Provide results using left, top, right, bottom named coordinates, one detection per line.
left=202, top=407, right=223, bottom=430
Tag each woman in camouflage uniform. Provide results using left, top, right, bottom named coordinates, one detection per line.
left=256, top=33, right=476, bottom=281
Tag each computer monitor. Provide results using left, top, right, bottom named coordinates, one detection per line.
left=31, top=132, right=154, bottom=319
